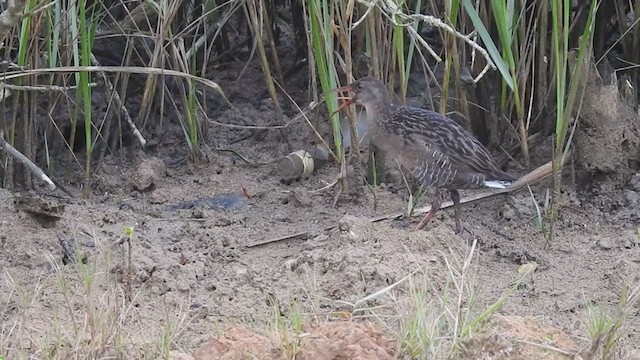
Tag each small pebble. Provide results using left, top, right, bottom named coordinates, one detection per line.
left=218, top=235, right=231, bottom=248
left=502, top=207, right=517, bottom=221
left=596, top=237, right=614, bottom=250
left=624, top=190, right=639, bottom=205
left=235, top=267, right=248, bottom=276
left=621, top=237, right=635, bottom=249
left=118, top=202, right=134, bottom=211
left=338, top=215, right=357, bottom=232
left=132, top=157, right=166, bottom=191
left=629, top=173, right=640, bottom=191
left=82, top=238, right=96, bottom=247
left=283, top=258, right=299, bottom=271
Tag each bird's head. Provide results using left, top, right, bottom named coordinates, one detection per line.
left=331, top=77, right=390, bottom=115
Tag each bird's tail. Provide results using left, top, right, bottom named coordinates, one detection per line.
left=483, top=170, right=515, bottom=189
left=483, top=179, right=512, bottom=189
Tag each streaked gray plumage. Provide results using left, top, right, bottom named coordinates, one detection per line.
left=335, top=76, right=514, bottom=233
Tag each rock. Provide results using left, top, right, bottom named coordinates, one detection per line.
left=625, top=190, right=639, bottom=206
left=234, top=266, right=248, bottom=277
left=148, top=188, right=170, bottom=204
left=273, top=211, right=290, bottom=222
left=625, top=349, right=640, bottom=360
left=459, top=315, right=581, bottom=359
left=193, top=325, right=280, bottom=360
left=621, top=237, right=635, bottom=249
left=283, top=258, right=299, bottom=271
left=574, top=63, right=640, bottom=186
left=614, top=259, right=630, bottom=271
left=502, top=206, right=517, bottom=221
left=195, top=321, right=395, bottom=360
left=168, top=350, right=195, bottom=360
left=596, top=237, right=614, bottom=250
left=338, top=215, right=359, bottom=232
left=133, top=157, right=166, bottom=191
left=286, top=189, right=312, bottom=207
left=260, top=98, right=273, bottom=110
left=629, top=173, right=640, bottom=191
left=623, top=229, right=640, bottom=248
left=218, top=235, right=232, bottom=248
left=296, top=322, right=395, bottom=360
left=502, top=195, right=536, bottom=220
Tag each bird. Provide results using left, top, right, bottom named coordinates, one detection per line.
left=332, top=76, right=515, bottom=234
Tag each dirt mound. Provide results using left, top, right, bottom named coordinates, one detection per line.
left=575, top=62, right=640, bottom=188
left=459, top=315, right=582, bottom=360
left=132, top=156, right=166, bottom=191
left=296, top=322, right=395, bottom=360
left=192, top=325, right=281, bottom=360
left=187, top=321, right=394, bottom=360
left=173, top=316, right=587, bottom=359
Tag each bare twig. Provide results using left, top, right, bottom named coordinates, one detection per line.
left=0, top=66, right=231, bottom=106
left=353, top=0, right=497, bottom=83
left=274, top=80, right=339, bottom=162
left=90, top=54, right=146, bottom=147
left=184, top=1, right=242, bottom=59
left=213, top=148, right=278, bottom=167
left=247, top=231, right=314, bottom=248
left=1, top=82, right=98, bottom=92
left=0, top=131, right=55, bottom=191
left=209, top=98, right=324, bottom=131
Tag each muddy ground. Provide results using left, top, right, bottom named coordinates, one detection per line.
left=1, top=53, right=640, bottom=359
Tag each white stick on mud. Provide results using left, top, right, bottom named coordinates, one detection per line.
left=0, top=131, right=56, bottom=191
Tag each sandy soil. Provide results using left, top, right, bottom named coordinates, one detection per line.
left=1, top=54, right=639, bottom=359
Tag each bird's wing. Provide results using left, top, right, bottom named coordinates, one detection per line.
left=388, top=133, right=459, bottom=187
left=392, top=106, right=507, bottom=179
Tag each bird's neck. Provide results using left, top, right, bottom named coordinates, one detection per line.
left=363, top=98, right=393, bottom=128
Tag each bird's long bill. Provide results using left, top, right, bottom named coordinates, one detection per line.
left=329, top=84, right=354, bottom=117
left=330, top=98, right=354, bottom=117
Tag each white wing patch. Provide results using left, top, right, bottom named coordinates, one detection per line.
left=483, top=180, right=512, bottom=189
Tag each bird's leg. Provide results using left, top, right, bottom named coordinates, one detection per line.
left=415, top=188, right=441, bottom=231
left=449, top=189, right=464, bottom=234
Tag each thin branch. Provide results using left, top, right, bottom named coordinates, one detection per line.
left=354, top=0, right=497, bottom=83
left=1, top=82, right=98, bottom=92
left=90, top=54, right=146, bottom=147
left=208, top=98, right=323, bottom=131
left=0, top=66, right=231, bottom=107
left=273, top=80, right=339, bottom=162
left=0, top=131, right=55, bottom=191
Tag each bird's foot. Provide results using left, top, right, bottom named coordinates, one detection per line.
left=415, top=211, right=435, bottom=231
left=453, top=219, right=464, bottom=235
left=415, top=219, right=428, bottom=231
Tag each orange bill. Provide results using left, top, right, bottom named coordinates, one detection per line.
left=330, top=97, right=354, bottom=117
left=329, top=84, right=355, bottom=117
left=330, top=84, right=354, bottom=94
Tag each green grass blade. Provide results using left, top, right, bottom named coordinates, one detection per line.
left=307, top=0, right=341, bottom=160
left=463, top=0, right=514, bottom=91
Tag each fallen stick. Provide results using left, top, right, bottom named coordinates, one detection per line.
left=0, top=131, right=56, bottom=191
left=90, top=53, right=146, bottom=147
left=247, top=153, right=571, bottom=248
left=246, top=230, right=316, bottom=248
